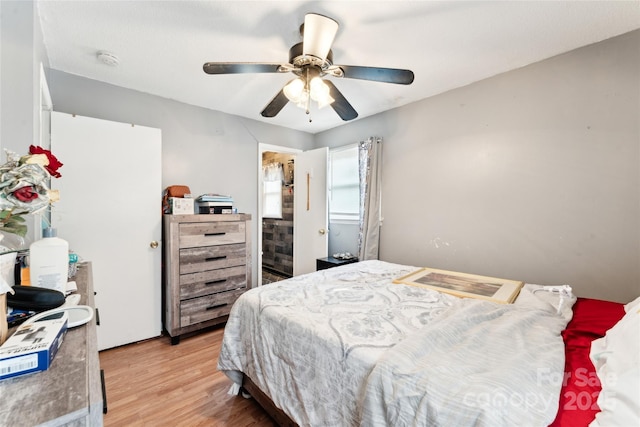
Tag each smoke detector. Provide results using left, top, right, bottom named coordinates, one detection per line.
left=97, top=51, right=119, bottom=66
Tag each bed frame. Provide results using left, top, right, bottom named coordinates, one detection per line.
left=241, top=374, right=298, bottom=427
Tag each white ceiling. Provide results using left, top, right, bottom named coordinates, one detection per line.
left=37, top=1, right=640, bottom=134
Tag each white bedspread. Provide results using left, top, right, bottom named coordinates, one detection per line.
left=360, top=288, right=574, bottom=426
left=217, top=260, right=574, bottom=427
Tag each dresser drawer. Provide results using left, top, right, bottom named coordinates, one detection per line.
left=179, top=221, right=246, bottom=249
left=180, top=289, right=245, bottom=327
left=179, top=243, right=246, bottom=274
left=180, top=266, right=247, bottom=299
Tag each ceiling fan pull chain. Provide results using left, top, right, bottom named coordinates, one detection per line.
left=305, top=69, right=311, bottom=115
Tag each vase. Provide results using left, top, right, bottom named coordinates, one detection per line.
left=0, top=251, right=17, bottom=345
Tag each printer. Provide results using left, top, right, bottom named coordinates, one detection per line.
left=196, top=194, right=234, bottom=214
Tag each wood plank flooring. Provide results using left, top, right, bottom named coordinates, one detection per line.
left=98, top=325, right=277, bottom=427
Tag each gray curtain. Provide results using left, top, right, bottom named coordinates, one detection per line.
left=358, top=136, right=382, bottom=261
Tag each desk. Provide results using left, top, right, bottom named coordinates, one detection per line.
left=316, top=256, right=359, bottom=271
left=0, top=262, right=103, bottom=426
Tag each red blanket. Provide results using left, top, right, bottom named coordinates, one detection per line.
left=549, top=297, right=625, bottom=427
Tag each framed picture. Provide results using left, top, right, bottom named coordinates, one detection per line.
left=393, top=267, right=524, bottom=304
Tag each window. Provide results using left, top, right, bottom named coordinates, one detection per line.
left=329, top=144, right=359, bottom=222
left=263, top=163, right=283, bottom=218
left=263, top=180, right=282, bottom=218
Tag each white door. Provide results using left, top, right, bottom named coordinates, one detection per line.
left=293, top=147, right=329, bottom=275
left=50, top=112, right=162, bottom=350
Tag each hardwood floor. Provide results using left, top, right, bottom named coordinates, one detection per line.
left=99, top=325, right=277, bottom=427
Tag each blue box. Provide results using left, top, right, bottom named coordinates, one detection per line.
left=0, top=311, right=68, bottom=380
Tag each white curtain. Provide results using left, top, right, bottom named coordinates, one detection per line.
left=358, top=137, right=382, bottom=261
left=263, top=162, right=284, bottom=182
left=262, top=163, right=284, bottom=218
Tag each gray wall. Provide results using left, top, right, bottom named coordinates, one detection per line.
left=47, top=70, right=315, bottom=284
left=0, top=0, right=47, bottom=155
left=328, top=222, right=358, bottom=257
left=0, top=0, right=49, bottom=244
left=3, top=4, right=637, bottom=303
left=316, top=30, right=640, bottom=303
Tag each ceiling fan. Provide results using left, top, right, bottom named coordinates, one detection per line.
left=203, top=13, right=414, bottom=122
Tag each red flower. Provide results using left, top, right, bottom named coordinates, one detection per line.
left=13, top=186, right=39, bottom=202
left=29, top=145, right=63, bottom=178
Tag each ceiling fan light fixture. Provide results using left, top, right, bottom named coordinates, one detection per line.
left=284, top=75, right=335, bottom=110
left=310, top=77, right=334, bottom=108
left=283, top=78, right=305, bottom=102
left=295, top=91, right=310, bottom=109
left=302, top=13, right=338, bottom=61
left=315, top=93, right=335, bottom=109
left=309, top=76, right=326, bottom=97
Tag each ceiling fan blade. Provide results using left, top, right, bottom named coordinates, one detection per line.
left=337, top=65, right=414, bottom=85
left=203, top=62, right=283, bottom=75
left=324, top=80, right=358, bottom=121
left=302, top=13, right=338, bottom=61
left=260, top=88, right=289, bottom=118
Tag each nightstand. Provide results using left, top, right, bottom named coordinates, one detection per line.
left=316, top=256, right=359, bottom=271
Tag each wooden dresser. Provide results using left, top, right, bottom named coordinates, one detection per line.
left=0, top=262, right=104, bottom=426
left=163, top=214, right=251, bottom=344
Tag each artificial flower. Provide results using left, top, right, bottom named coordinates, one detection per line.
left=28, top=145, right=63, bottom=178
left=0, top=147, right=63, bottom=238
left=22, top=153, right=49, bottom=167
left=13, top=186, right=39, bottom=202
left=48, top=189, right=60, bottom=203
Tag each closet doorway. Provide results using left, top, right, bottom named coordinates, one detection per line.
left=257, top=144, right=328, bottom=286
left=261, top=150, right=295, bottom=284
left=258, top=144, right=300, bottom=286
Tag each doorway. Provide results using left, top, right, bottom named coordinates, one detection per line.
left=257, top=144, right=330, bottom=286
left=258, top=144, right=301, bottom=286
left=261, top=150, right=295, bottom=284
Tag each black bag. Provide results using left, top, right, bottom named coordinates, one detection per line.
left=7, top=285, right=66, bottom=312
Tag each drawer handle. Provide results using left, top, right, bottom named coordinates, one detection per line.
left=101, top=369, right=108, bottom=414
left=205, top=232, right=226, bottom=236
left=205, top=279, right=227, bottom=286
left=206, top=303, right=228, bottom=311
left=205, top=255, right=227, bottom=262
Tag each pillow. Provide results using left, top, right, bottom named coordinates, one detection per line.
left=516, top=284, right=576, bottom=321
left=624, top=295, right=640, bottom=313
left=589, top=297, right=640, bottom=427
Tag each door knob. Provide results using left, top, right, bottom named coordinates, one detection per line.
left=150, top=241, right=159, bottom=249
left=318, top=229, right=326, bottom=235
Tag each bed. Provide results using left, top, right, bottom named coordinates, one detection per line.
left=217, top=260, right=639, bottom=427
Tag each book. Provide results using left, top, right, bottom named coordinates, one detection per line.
left=196, top=194, right=234, bottom=203
left=197, top=201, right=234, bottom=206
left=393, top=267, right=523, bottom=304
left=0, top=311, right=68, bottom=380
